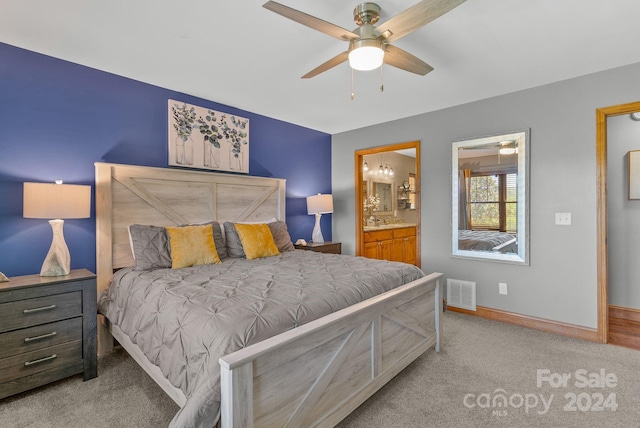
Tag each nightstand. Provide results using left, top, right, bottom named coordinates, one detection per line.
left=0, top=269, right=97, bottom=399
left=294, top=241, right=342, bottom=254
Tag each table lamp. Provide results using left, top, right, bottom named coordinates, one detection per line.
left=306, top=193, right=333, bottom=244
left=23, top=181, right=91, bottom=276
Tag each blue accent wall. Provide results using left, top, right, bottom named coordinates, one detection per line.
left=0, top=43, right=332, bottom=277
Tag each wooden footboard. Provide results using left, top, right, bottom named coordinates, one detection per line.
left=219, top=272, right=443, bottom=428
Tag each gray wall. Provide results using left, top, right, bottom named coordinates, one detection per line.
left=332, top=61, right=640, bottom=329
left=608, top=113, right=640, bottom=308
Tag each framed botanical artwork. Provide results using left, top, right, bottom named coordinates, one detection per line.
left=629, top=150, right=640, bottom=199
left=168, top=100, right=249, bottom=173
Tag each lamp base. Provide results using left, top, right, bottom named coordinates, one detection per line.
left=312, top=213, right=324, bottom=244
left=40, top=219, right=71, bottom=277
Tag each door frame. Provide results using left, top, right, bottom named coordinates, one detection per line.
left=596, top=100, right=640, bottom=343
left=355, top=141, right=421, bottom=267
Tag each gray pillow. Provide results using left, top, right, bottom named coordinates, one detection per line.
left=223, top=222, right=245, bottom=258
left=211, top=221, right=227, bottom=259
left=269, top=221, right=294, bottom=252
left=128, top=224, right=171, bottom=270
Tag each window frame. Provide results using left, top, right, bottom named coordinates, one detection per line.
left=468, top=171, right=517, bottom=233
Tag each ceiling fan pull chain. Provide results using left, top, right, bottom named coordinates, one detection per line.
left=351, top=68, right=355, bottom=100
left=380, top=65, right=384, bottom=93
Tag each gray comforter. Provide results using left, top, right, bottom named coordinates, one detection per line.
left=458, top=230, right=517, bottom=252
left=98, top=249, right=424, bottom=428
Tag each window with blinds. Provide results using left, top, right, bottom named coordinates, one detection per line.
left=469, top=173, right=517, bottom=232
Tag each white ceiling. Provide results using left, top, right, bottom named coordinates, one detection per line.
left=2, top=0, right=640, bottom=134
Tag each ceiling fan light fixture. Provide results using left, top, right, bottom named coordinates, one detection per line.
left=499, top=147, right=517, bottom=155
left=349, top=39, right=384, bottom=71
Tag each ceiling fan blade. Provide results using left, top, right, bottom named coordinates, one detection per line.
left=263, top=1, right=358, bottom=41
left=302, top=51, right=349, bottom=79
left=376, top=0, right=467, bottom=43
left=383, top=45, right=433, bottom=76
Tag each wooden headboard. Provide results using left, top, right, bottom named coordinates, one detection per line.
left=95, top=162, right=286, bottom=297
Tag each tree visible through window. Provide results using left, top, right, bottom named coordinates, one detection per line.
left=469, top=173, right=517, bottom=232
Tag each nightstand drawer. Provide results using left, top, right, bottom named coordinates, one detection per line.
left=294, top=241, right=342, bottom=254
left=0, top=317, right=82, bottom=359
left=0, top=291, right=82, bottom=332
left=312, top=243, right=341, bottom=254
left=0, top=339, right=83, bottom=384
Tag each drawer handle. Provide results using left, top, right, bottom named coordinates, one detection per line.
left=23, top=304, right=57, bottom=314
left=24, top=354, right=57, bottom=366
left=24, top=331, right=57, bottom=342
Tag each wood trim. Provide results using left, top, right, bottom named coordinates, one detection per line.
left=596, top=106, right=608, bottom=343
left=447, top=305, right=599, bottom=342
left=608, top=305, right=640, bottom=350
left=355, top=154, right=364, bottom=257
left=355, top=141, right=421, bottom=268
left=596, top=101, right=640, bottom=344
left=609, top=304, right=640, bottom=322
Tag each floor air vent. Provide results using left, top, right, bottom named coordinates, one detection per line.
left=446, top=279, right=476, bottom=311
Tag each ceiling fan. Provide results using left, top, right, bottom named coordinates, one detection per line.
left=263, top=0, right=467, bottom=79
left=461, top=140, right=519, bottom=155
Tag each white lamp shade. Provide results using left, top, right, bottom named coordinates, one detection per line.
left=307, top=194, right=333, bottom=215
left=24, top=182, right=91, bottom=219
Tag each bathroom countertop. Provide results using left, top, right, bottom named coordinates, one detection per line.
left=363, top=223, right=416, bottom=232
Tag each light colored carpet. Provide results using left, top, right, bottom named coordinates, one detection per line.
left=1, top=311, right=638, bottom=427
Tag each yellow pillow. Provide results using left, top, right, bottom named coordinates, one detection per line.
left=234, top=223, right=280, bottom=260
left=166, top=225, right=221, bottom=269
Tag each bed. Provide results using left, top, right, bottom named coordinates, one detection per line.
left=458, top=229, right=517, bottom=253
left=95, top=162, right=443, bottom=428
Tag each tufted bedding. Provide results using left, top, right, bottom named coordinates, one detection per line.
left=458, top=229, right=517, bottom=253
left=98, top=249, right=424, bottom=428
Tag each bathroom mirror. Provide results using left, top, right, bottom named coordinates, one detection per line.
left=451, top=129, right=530, bottom=264
left=372, top=181, right=393, bottom=214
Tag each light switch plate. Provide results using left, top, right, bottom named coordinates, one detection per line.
left=555, top=212, right=571, bottom=225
